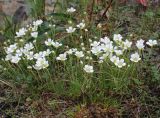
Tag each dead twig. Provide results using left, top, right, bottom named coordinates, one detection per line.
left=101, top=0, right=113, bottom=18
left=89, top=0, right=95, bottom=22
left=0, top=79, right=14, bottom=88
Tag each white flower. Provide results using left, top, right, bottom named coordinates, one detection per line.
left=80, top=36, right=83, bottom=39
left=5, top=44, right=17, bottom=54
left=32, top=26, right=38, bottom=32
left=16, top=28, right=27, bottom=37
left=11, top=55, right=21, bottom=64
left=98, top=60, right=103, bottom=64
left=75, top=51, right=84, bottom=58
left=113, top=34, right=123, bottom=42
left=33, top=19, right=43, bottom=26
left=67, top=7, right=76, bottom=13
left=94, top=37, right=97, bottom=39
left=5, top=54, right=13, bottom=61
left=136, top=39, right=145, bottom=50
left=66, top=49, right=73, bottom=55
left=68, top=20, right=72, bottom=24
left=87, top=51, right=91, bottom=54
left=83, top=65, right=94, bottom=73
left=100, top=37, right=111, bottom=44
left=115, top=59, right=126, bottom=68
left=115, top=50, right=123, bottom=56
left=24, top=43, right=34, bottom=51
left=97, top=23, right=102, bottom=28
left=43, top=49, right=51, bottom=56
left=27, top=66, right=32, bottom=69
left=31, top=32, right=38, bottom=38
left=34, top=52, right=45, bottom=59
left=89, top=39, right=92, bottom=43
left=130, top=52, right=141, bottom=62
left=146, top=39, right=157, bottom=47
left=80, top=61, right=83, bottom=64
left=82, top=47, right=85, bottom=51
left=33, top=40, right=36, bottom=43
left=56, top=53, right=67, bottom=61
left=72, top=48, right=78, bottom=52
left=20, top=48, right=28, bottom=54
left=26, top=51, right=34, bottom=60
left=91, top=46, right=102, bottom=55
left=34, top=58, right=49, bottom=70
left=99, top=53, right=110, bottom=60
left=19, top=39, right=24, bottom=42
left=123, top=39, right=132, bottom=49
left=101, top=43, right=113, bottom=53
left=110, top=55, right=119, bottom=63
left=85, top=29, right=88, bottom=32
left=45, top=38, right=54, bottom=46
left=77, top=22, right=85, bottom=29
left=81, top=43, right=84, bottom=46
left=66, top=27, right=76, bottom=33
left=16, top=49, right=23, bottom=56
left=86, top=56, right=90, bottom=60
left=91, top=41, right=100, bottom=47
left=52, top=42, right=62, bottom=48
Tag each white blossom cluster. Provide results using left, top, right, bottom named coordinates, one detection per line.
left=66, top=21, right=86, bottom=34
left=4, top=41, right=52, bottom=70
left=3, top=18, right=158, bottom=74
left=16, top=19, right=43, bottom=38
left=89, top=34, right=157, bottom=69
